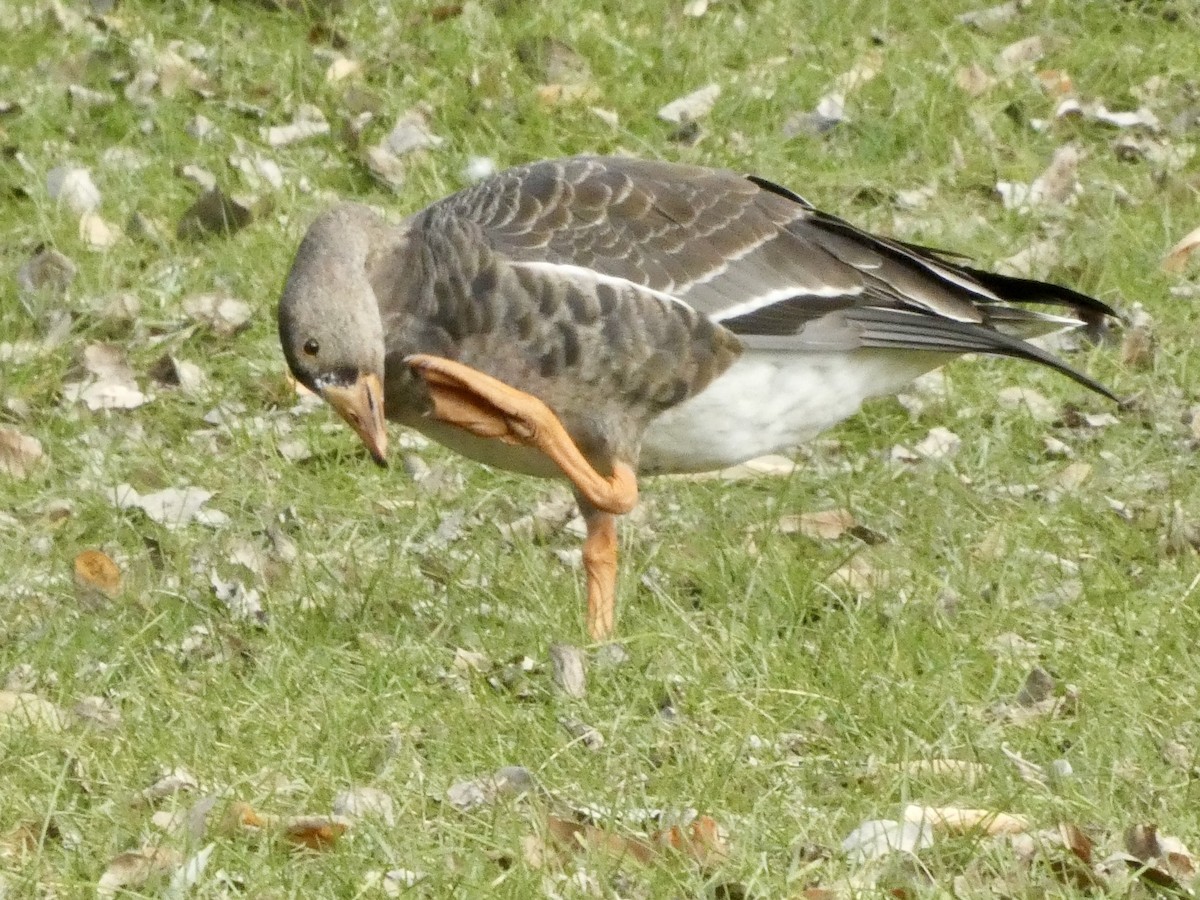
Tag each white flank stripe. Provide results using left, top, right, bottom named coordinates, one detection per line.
left=508, top=260, right=691, bottom=310
left=710, top=283, right=858, bottom=323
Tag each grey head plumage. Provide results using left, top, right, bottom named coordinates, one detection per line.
left=278, top=203, right=394, bottom=464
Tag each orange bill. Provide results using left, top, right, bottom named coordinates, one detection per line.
left=321, top=372, right=388, bottom=466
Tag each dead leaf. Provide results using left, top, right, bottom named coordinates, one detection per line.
left=325, top=56, right=362, bottom=83
left=658, top=83, right=720, bottom=123
left=827, top=50, right=883, bottom=95
left=548, top=812, right=658, bottom=864
left=497, top=495, right=576, bottom=542
left=148, top=354, right=205, bottom=393
left=1052, top=461, right=1092, bottom=492
left=74, top=695, right=120, bottom=729
left=997, top=237, right=1061, bottom=277
left=168, top=844, right=215, bottom=896
left=992, top=683, right=1079, bottom=724
left=73, top=549, right=122, bottom=598
left=1042, top=435, right=1073, bottom=458
left=182, top=293, right=252, bottom=336
left=262, top=105, right=330, bottom=147
left=154, top=47, right=214, bottom=98
left=47, top=165, right=101, bottom=214
left=1162, top=740, right=1196, bottom=773
left=842, top=817, right=933, bottom=860
left=778, top=508, right=856, bottom=540
left=915, top=426, right=961, bottom=460
left=1125, top=823, right=1197, bottom=887
left=1035, top=69, right=1074, bottom=97
left=179, top=162, right=217, bottom=191
left=0, top=822, right=41, bottom=860
left=904, top=805, right=1031, bottom=836
left=826, top=554, right=882, bottom=596
left=955, top=63, right=997, bottom=97
left=1000, top=744, right=1048, bottom=785
left=446, top=766, right=535, bottom=811
left=96, top=846, right=183, bottom=898
left=63, top=374, right=148, bottom=411
left=997, top=146, right=1081, bottom=212
left=1015, top=665, right=1055, bottom=706
left=79, top=212, right=122, bottom=249
left=222, top=800, right=268, bottom=835
left=210, top=571, right=266, bottom=624
left=714, top=454, right=798, bottom=480
left=446, top=777, right=495, bottom=811
left=110, top=484, right=229, bottom=529
left=219, top=800, right=349, bottom=850
left=0, top=691, right=67, bottom=731
left=1163, top=224, right=1200, bottom=274
left=134, top=767, right=200, bottom=806
left=559, top=716, right=605, bottom=750
left=177, top=187, right=257, bottom=239
left=1007, top=395, right=1061, bottom=439
left=995, top=35, right=1044, bottom=75
left=229, top=151, right=284, bottom=191
left=281, top=815, right=350, bottom=850
left=68, top=83, right=114, bottom=106
left=333, top=786, right=396, bottom=825
left=783, top=92, right=848, bottom=137
left=957, top=1, right=1028, bottom=29
left=361, top=868, right=428, bottom=895
left=651, top=815, right=728, bottom=865
left=1057, top=99, right=1160, bottom=130
left=16, top=247, right=76, bottom=300
left=536, top=82, right=599, bottom=106
left=0, top=427, right=44, bottom=478
left=382, top=108, right=444, bottom=156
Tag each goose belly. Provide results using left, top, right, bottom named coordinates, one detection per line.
left=639, top=349, right=946, bottom=474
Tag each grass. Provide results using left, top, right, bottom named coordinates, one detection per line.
left=2, top=0, right=1199, bottom=895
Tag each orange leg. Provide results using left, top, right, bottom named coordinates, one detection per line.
left=407, top=354, right=638, bottom=515
left=581, top=507, right=619, bottom=640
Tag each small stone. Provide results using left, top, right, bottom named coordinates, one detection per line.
left=1015, top=666, right=1055, bottom=706
left=548, top=643, right=587, bottom=698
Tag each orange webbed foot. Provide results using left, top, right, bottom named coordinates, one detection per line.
left=406, top=354, right=638, bottom=515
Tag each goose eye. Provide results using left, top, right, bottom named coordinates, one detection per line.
left=303, top=339, right=320, bottom=356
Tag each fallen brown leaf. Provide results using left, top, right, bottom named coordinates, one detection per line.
left=281, top=815, right=350, bottom=850
left=1121, top=823, right=1198, bottom=889
left=183, top=293, right=252, bottom=337
left=826, top=553, right=884, bottom=597
left=904, top=805, right=1031, bottom=836
left=1163, top=224, right=1200, bottom=273
left=658, top=83, right=720, bottom=124
left=547, top=813, right=657, bottom=864
left=0, top=427, right=44, bottom=478
left=134, top=767, right=199, bottom=806
left=97, top=846, right=183, bottom=898
left=73, top=549, right=122, bottom=598
left=778, top=508, right=856, bottom=540
left=0, top=691, right=67, bottom=730
left=651, top=815, right=728, bottom=865
left=334, top=786, right=396, bottom=825
left=996, top=35, right=1044, bottom=75
left=955, top=63, right=996, bottom=97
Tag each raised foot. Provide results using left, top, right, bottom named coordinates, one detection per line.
left=406, top=354, right=638, bottom=515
